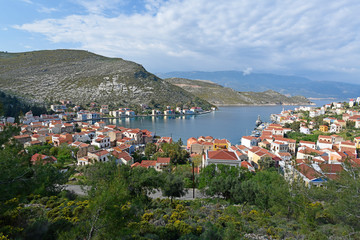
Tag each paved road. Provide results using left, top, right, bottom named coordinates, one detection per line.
left=149, top=189, right=208, bottom=200
left=64, top=185, right=208, bottom=200
left=64, top=185, right=89, bottom=196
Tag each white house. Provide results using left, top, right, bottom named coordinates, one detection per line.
left=241, top=136, right=258, bottom=149
left=92, top=135, right=111, bottom=149
left=300, top=126, right=311, bottom=134
left=202, top=150, right=241, bottom=168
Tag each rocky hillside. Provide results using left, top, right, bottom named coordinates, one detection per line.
left=165, top=78, right=312, bottom=105
left=0, top=50, right=212, bottom=109
left=159, top=71, right=360, bottom=99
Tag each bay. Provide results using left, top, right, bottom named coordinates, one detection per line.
left=104, top=100, right=338, bottom=145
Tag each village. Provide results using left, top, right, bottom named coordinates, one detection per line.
left=1, top=97, right=360, bottom=189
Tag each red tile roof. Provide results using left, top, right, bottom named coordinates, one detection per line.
left=319, top=164, right=344, bottom=174
left=208, top=150, right=238, bottom=160
left=296, top=163, right=322, bottom=181
left=140, top=160, right=157, bottom=168
left=157, top=157, right=170, bottom=164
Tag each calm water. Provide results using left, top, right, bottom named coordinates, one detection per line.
left=104, top=100, right=334, bottom=144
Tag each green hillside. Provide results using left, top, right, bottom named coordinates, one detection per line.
left=0, top=50, right=213, bottom=109
left=165, top=78, right=312, bottom=105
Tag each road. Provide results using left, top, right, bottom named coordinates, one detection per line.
left=64, top=185, right=208, bottom=200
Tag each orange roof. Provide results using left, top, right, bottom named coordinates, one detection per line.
left=213, top=139, right=229, bottom=144
left=296, top=164, right=322, bottom=180
left=94, top=150, right=109, bottom=157
left=112, top=151, right=132, bottom=161
left=157, top=157, right=171, bottom=164
left=140, top=160, right=157, bottom=167
left=300, top=140, right=315, bottom=145
left=208, top=150, right=238, bottom=160
left=319, top=164, right=344, bottom=174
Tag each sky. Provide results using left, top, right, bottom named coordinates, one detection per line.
left=1, top=0, right=360, bottom=83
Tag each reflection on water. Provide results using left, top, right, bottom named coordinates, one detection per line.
left=102, top=100, right=333, bottom=144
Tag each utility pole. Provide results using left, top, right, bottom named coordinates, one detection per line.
left=192, top=161, right=195, bottom=198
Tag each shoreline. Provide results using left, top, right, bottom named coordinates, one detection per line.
left=214, top=102, right=315, bottom=107
left=71, top=110, right=213, bottom=122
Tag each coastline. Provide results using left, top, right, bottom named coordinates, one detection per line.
left=71, top=110, right=213, bottom=122
left=214, top=102, right=315, bottom=107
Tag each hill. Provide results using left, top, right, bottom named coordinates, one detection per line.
left=0, top=50, right=213, bottom=109
left=158, top=71, right=360, bottom=99
left=165, top=78, right=312, bottom=105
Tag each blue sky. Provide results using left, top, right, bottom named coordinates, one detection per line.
left=1, top=0, right=360, bottom=83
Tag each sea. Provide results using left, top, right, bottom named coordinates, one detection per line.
left=103, top=100, right=339, bottom=145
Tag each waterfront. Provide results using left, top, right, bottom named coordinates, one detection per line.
left=105, top=100, right=332, bottom=144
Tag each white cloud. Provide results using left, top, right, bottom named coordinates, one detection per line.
left=37, top=6, right=58, bottom=14
left=13, top=0, right=360, bottom=78
left=21, top=0, right=33, bottom=4
left=243, top=67, right=253, bottom=76
left=74, top=0, right=126, bottom=14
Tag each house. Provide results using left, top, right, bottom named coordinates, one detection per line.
left=299, top=141, right=316, bottom=150
left=294, top=163, right=326, bottom=187
left=330, top=123, right=342, bottom=133
left=31, top=153, right=57, bottom=165
left=319, top=125, right=329, bottom=132
left=73, top=132, right=91, bottom=143
left=300, top=126, right=311, bottom=135
left=70, top=141, right=95, bottom=159
left=190, top=141, right=214, bottom=154
left=241, top=136, right=258, bottom=149
left=270, top=141, right=289, bottom=154
left=61, top=123, right=74, bottom=133
left=108, top=130, right=122, bottom=145
left=152, top=109, right=162, bottom=115
left=50, top=104, right=67, bottom=112
left=92, top=135, right=111, bottom=149
left=187, top=137, right=198, bottom=149
left=296, top=147, right=325, bottom=161
left=95, top=121, right=106, bottom=129
left=53, top=133, right=73, bottom=146
left=24, top=140, right=42, bottom=148
left=202, top=149, right=241, bottom=168
left=112, top=151, right=133, bottom=165
left=247, top=146, right=278, bottom=169
left=318, top=163, right=344, bottom=180
left=87, top=150, right=110, bottom=163
left=213, top=139, right=230, bottom=150
left=317, top=135, right=333, bottom=149
left=123, top=129, right=143, bottom=144
left=157, top=137, right=173, bottom=144
left=138, top=160, right=157, bottom=169
left=155, top=157, right=171, bottom=171
left=13, top=134, right=31, bottom=145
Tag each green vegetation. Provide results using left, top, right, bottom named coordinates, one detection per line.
left=1, top=128, right=360, bottom=239
left=0, top=50, right=214, bottom=111
left=0, top=90, right=47, bottom=119
left=146, top=140, right=190, bottom=165
left=165, top=78, right=312, bottom=106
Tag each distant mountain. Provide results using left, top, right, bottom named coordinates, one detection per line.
left=165, top=78, right=311, bottom=106
left=0, top=50, right=213, bottom=110
left=158, top=71, right=360, bottom=99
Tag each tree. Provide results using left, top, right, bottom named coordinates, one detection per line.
left=198, top=164, right=253, bottom=200
left=318, top=160, right=360, bottom=229
left=144, top=142, right=157, bottom=159
left=258, top=156, right=276, bottom=170
left=161, top=173, right=187, bottom=201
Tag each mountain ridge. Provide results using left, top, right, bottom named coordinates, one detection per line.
left=165, top=77, right=312, bottom=106
left=0, top=50, right=213, bottom=109
left=158, top=71, right=359, bottom=99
